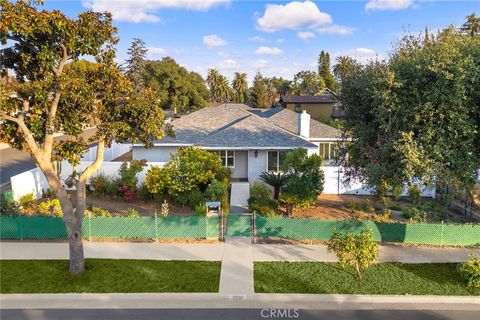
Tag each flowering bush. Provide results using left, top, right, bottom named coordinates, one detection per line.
left=118, top=184, right=137, bottom=202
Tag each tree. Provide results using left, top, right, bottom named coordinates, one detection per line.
left=318, top=50, right=337, bottom=92
left=340, top=25, right=480, bottom=195
left=327, top=229, right=378, bottom=279
left=125, top=38, right=147, bottom=92
left=280, top=148, right=324, bottom=215
left=259, top=172, right=291, bottom=200
left=333, top=56, right=361, bottom=83
left=265, top=77, right=277, bottom=107
left=277, top=80, right=293, bottom=96
left=460, top=13, right=480, bottom=37
left=207, top=68, right=233, bottom=102
left=143, top=57, right=209, bottom=114
left=0, top=1, right=170, bottom=274
left=293, top=70, right=325, bottom=95
left=232, top=72, right=248, bottom=103
left=249, top=72, right=269, bottom=108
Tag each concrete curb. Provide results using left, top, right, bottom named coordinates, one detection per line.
left=1, top=293, right=478, bottom=310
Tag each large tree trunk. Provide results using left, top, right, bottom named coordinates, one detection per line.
left=66, top=221, right=85, bottom=275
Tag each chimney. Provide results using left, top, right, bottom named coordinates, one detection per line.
left=298, top=110, right=310, bottom=138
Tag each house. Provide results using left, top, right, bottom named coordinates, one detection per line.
left=280, top=94, right=343, bottom=119
left=131, top=103, right=342, bottom=184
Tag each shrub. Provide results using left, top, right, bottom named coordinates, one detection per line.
left=281, top=175, right=320, bottom=215
left=419, top=201, right=447, bottom=220
left=459, top=254, right=480, bottom=289
left=194, top=203, right=207, bottom=216
left=118, top=160, right=146, bottom=190
left=327, top=229, right=378, bottom=279
left=105, top=178, right=120, bottom=196
left=87, top=206, right=111, bottom=217
left=373, top=209, right=390, bottom=223
left=160, top=200, right=169, bottom=216
left=0, top=198, right=20, bottom=216
left=118, top=184, right=137, bottom=202
left=362, top=199, right=375, bottom=213
left=127, top=208, right=140, bottom=217
left=90, top=172, right=112, bottom=194
left=205, top=180, right=228, bottom=201
left=248, top=182, right=278, bottom=217
left=37, top=199, right=63, bottom=217
left=138, top=183, right=152, bottom=201
left=408, top=184, right=421, bottom=205
left=391, top=185, right=403, bottom=201
left=18, top=193, right=35, bottom=207
left=402, top=206, right=427, bottom=223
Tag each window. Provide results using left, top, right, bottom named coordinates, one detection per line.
left=212, top=150, right=235, bottom=168
left=267, top=150, right=286, bottom=172
left=319, top=143, right=338, bottom=165
left=295, top=104, right=302, bottom=113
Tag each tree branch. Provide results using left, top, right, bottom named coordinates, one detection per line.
left=2, top=113, right=42, bottom=158
left=79, top=136, right=105, bottom=184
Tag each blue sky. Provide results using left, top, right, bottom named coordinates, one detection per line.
left=44, top=1, right=479, bottom=84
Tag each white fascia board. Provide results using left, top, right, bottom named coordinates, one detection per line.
left=200, top=146, right=317, bottom=150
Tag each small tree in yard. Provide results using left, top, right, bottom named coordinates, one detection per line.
left=0, top=1, right=170, bottom=274
left=259, top=172, right=290, bottom=201
left=327, top=229, right=378, bottom=279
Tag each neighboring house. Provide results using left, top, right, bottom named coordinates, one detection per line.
left=280, top=94, right=344, bottom=119
left=131, top=103, right=342, bottom=185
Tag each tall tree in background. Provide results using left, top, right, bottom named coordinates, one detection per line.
left=232, top=72, right=248, bottom=103
left=293, top=70, right=325, bottom=95
left=125, top=38, right=148, bottom=92
left=249, top=72, right=269, bottom=108
left=460, top=13, right=480, bottom=37
left=143, top=57, right=209, bottom=114
left=333, top=56, right=361, bottom=84
left=340, top=24, right=480, bottom=196
left=265, top=77, right=277, bottom=107
left=318, top=50, right=337, bottom=92
left=207, top=68, right=232, bottom=102
left=0, top=0, right=171, bottom=274
left=278, top=80, right=293, bottom=96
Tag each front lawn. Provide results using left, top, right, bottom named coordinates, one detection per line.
left=254, top=262, right=480, bottom=295
left=0, top=259, right=221, bottom=293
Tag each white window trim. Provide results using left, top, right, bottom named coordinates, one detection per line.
left=267, top=150, right=283, bottom=173
left=215, top=150, right=235, bottom=168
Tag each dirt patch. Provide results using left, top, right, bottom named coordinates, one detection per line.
left=70, top=192, right=194, bottom=216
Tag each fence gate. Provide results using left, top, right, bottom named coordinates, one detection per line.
left=225, top=213, right=253, bottom=239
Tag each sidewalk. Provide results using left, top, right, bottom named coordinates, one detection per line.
left=219, top=238, right=254, bottom=296
left=1, top=242, right=478, bottom=263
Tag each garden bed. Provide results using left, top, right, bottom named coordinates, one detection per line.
left=0, top=259, right=221, bottom=293
left=254, top=262, right=480, bottom=295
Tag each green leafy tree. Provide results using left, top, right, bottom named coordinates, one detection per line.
left=318, top=50, right=337, bottom=92
left=277, top=79, right=293, bottom=96
left=232, top=72, right=248, bottom=103
left=327, top=229, right=378, bottom=279
left=249, top=72, right=269, bottom=108
left=125, top=38, right=147, bottom=92
left=143, top=57, right=209, bottom=114
left=339, top=25, right=480, bottom=195
left=0, top=1, right=170, bottom=274
left=460, top=254, right=480, bottom=288
left=259, top=172, right=291, bottom=200
left=293, top=70, right=325, bottom=95
left=145, top=147, right=228, bottom=199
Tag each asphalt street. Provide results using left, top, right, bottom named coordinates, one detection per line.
left=1, top=309, right=479, bottom=320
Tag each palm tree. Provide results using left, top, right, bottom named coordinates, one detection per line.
left=278, top=80, right=293, bottom=97
left=333, top=56, right=361, bottom=82
left=461, top=13, right=480, bottom=37
left=232, top=72, right=248, bottom=103
left=207, top=69, right=232, bottom=102
left=259, top=172, right=291, bottom=200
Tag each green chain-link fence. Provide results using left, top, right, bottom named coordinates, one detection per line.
left=226, top=215, right=252, bottom=237
left=0, top=216, right=220, bottom=240
left=255, top=215, right=480, bottom=246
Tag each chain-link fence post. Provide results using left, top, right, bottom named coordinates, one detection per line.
left=440, top=220, right=444, bottom=246
left=18, top=216, right=23, bottom=241
left=88, top=211, right=92, bottom=241
left=252, top=211, right=256, bottom=243
left=154, top=211, right=159, bottom=243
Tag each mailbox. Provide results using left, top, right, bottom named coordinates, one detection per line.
left=205, top=201, right=221, bottom=217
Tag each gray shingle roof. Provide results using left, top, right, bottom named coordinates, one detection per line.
left=155, top=103, right=340, bottom=148
left=280, top=94, right=336, bottom=104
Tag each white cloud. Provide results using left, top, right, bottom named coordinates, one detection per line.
left=339, top=48, right=380, bottom=64
left=148, top=47, right=167, bottom=56
left=82, top=0, right=230, bottom=23
left=297, top=31, right=315, bottom=40
left=203, top=34, right=227, bottom=48
left=276, top=38, right=285, bottom=44
left=256, top=1, right=332, bottom=33
left=249, top=36, right=267, bottom=42
left=218, top=51, right=229, bottom=58
left=254, top=46, right=283, bottom=56
left=217, top=59, right=237, bottom=69
left=365, top=0, right=413, bottom=11
left=253, top=59, right=269, bottom=68
left=316, top=25, right=355, bottom=36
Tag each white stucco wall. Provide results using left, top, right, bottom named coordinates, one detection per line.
left=132, top=146, right=179, bottom=162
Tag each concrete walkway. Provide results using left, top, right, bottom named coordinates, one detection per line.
left=219, top=238, right=254, bottom=296
left=1, top=242, right=478, bottom=263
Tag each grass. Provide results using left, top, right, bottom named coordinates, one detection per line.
left=254, top=262, right=480, bottom=296
left=0, top=259, right=221, bottom=293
